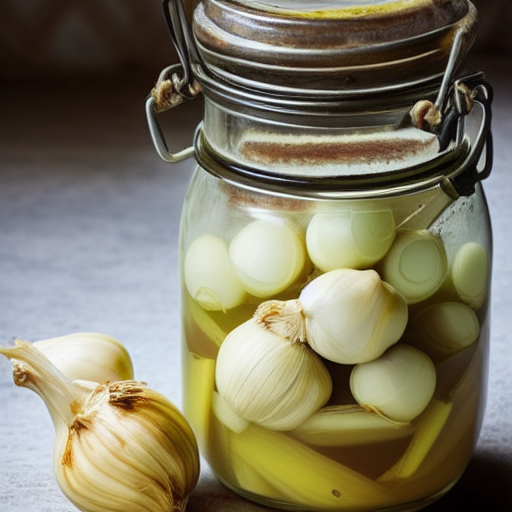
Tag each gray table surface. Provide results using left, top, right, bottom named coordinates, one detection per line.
left=1, top=52, right=511, bottom=512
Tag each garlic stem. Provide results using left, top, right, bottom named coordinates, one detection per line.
left=0, top=340, right=89, bottom=427
left=254, top=299, right=306, bottom=344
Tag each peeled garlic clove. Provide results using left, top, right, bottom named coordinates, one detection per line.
left=229, top=220, right=306, bottom=298
left=408, top=302, right=480, bottom=360
left=451, top=242, right=489, bottom=309
left=380, top=229, right=448, bottom=304
left=306, top=209, right=395, bottom=272
left=215, top=317, right=332, bottom=431
left=0, top=341, right=199, bottom=512
left=184, top=234, right=246, bottom=311
left=300, top=268, right=408, bottom=364
left=212, top=390, right=250, bottom=434
left=33, top=332, right=134, bottom=383
left=350, top=344, right=436, bottom=423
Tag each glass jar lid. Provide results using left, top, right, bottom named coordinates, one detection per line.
left=193, top=0, right=477, bottom=97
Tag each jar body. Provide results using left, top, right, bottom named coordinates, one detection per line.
left=179, top=163, right=491, bottom=511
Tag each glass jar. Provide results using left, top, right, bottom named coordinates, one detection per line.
left=147, top=1, right=494, bottom=510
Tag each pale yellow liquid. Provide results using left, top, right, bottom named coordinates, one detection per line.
left=182, top=294, right=487, bottom=512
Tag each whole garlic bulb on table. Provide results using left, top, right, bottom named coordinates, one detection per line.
left=0, top=340, right=199, bottom=512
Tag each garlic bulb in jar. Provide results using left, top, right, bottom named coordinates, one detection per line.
left=300, top=268, right=408, bottom=364
left=229, top=220, right=306, bottom=298
left=215, top=312, right=332, bottom=431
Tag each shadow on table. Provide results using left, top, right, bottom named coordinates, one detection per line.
left=423, top=453, right=512, bottom=512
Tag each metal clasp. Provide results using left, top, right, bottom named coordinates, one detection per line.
left=443, top=74, right=494, bottom=196
left=146, top=0, right=203, bottom=164
left=146, top=63, right=201, bottom=163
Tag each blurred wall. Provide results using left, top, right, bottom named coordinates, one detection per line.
left=0, top=0, right=509, bottom=80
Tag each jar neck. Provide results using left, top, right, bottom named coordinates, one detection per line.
left=194, top=124, right=473, bottom=200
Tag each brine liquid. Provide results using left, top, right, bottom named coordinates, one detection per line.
left=182, top=298, right=487, bottom=512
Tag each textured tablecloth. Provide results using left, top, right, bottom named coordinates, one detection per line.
left=1, top=53, right=511, bottom=511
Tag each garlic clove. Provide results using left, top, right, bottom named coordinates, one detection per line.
left=350, top=344, right=436, bottom=423
left=451, top=242, right=489, bottom=309
left=291, top=404, right=413, bottom=447
left=0, top=341, right=199, bottom=512
left=300, top=268, right=408, bottom=364
left=212, top=390, right=250, bottom=434
left=33, top=332, right=134, bottom=383
left=306, top=209, right=395, bottom=272
left=184, top=234, right=246, bottom=311
left=229, top=220, right=306, bottom=298
left=406, top=302, right=480, bottom=361
left=380, top=229, right=448, bottom=304
left=215, top=318, right=332, bottom=431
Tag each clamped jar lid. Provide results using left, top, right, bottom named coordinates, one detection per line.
left=146, top=0, right=493, bottom=197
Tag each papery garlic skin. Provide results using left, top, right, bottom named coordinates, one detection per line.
left=229, top=220, right=306, bottom=298
left=215, top=318, right=332, bottom=431
left=0, top=341, right=199, bottom=512
left=350, top=344, right=436, bottom=423
left=33, top=332, right=134, bottom=383
left=184, top=234, right=246, bottom=311
left=56, top=382, right=199, bottom=512
left=300, top=268, right=408, bottom=365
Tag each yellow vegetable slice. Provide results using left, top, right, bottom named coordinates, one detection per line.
left=230, top=423, right=396, bottom=510
left=378, top=399, right=452, bottom=481
left=182, top=350, right=216, bottom=451
left=183, top=294, right=227, bottom=358
left=292, top=405, right=413, bottom=446
left=207, top=408, right=290, bottom=503
left=184, top=293, right=255, bottom=358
